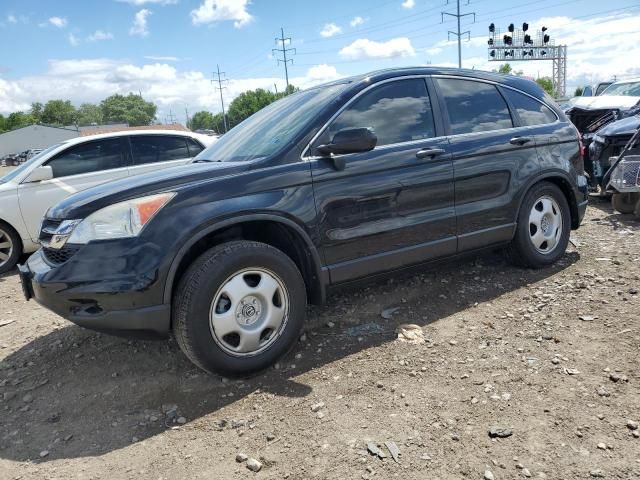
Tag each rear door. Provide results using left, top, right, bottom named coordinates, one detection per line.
left=17, top=137, right=129, bottom=240
left=434, top=76, right=541, bottom=251
left=128, top=135, right=196, bottom=177
left=309, top=77, right=456, bottom=283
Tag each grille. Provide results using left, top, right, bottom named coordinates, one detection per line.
left=43, top=245, right=81, bottom=265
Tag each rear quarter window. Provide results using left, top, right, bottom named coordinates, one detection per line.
left=502, top=89, right=557, bottom=126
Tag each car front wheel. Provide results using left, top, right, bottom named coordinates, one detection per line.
left=507, top=182, right=571, bottom=269
left=173, top=240, right=307, bottom=376
left=0, top=223, right=21, bottom=275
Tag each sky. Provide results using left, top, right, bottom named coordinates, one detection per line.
left=1, top=0, right=639, bottom=123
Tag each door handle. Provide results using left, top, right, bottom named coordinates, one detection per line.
left=510, top=136, right=532, bottom=146
left=416, top=147, right=446, bottom=159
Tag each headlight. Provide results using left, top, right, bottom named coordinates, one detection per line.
left=67, top=192, right=175, bottom=244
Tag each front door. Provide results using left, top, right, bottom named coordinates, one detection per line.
left=17, top=137, right=129, bottom=240
left=308, top=77, right=456, bottom=284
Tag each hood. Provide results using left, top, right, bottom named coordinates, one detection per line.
left=47, top=161, right=249, bottom=219
left=570, top=95, right=640, bottom=110
left=596, top=115, right=640, bottom=137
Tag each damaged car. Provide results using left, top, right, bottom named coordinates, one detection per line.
left=566, top=78, right=640, bottom=190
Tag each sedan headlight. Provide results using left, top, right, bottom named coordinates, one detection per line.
left=67, top=193, right=175, bottom=244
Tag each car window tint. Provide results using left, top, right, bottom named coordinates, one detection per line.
left=503, top=89, right=557, bottom=126
left=186, top=138, right=205, bottom=157
left=130, top=136, right=190, bottom=165
left=437, top=78, right=513, bottom=135
left=327, top=79, right=436, bottom=147
left=46, top=139, right=125, bottom=178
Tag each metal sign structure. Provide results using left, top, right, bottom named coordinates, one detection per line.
left=487, top=24, right=567, bottom=97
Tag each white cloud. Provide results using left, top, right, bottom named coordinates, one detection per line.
left=320, top=22, right=342, bottom=38
left=0, top=58, right=343, bottom=121
left=116, top=0, right=177, bottom=5
left=49, top=16, right=68, bottom=28
left=350, top=16, right=365, bottom=28
left=190, top=0, right=252, bottom=28
left=7, top=15, right=17, bottom=24
left=129, top=9, right=151, bottom=36
left=88, top=30, right=114, bottom=41
left=402, top=0, right=415, bottom=9
left=144, top=55, right=181, bottom=62
left=426, top=47, right=442, bottom=56
left=68, top=33, right=79, bottom=46
left=339, top=37, right=416, bottom=60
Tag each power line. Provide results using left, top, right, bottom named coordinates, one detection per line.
left=211, top=64, right=229, bottom=133
left=442, top=0, right=476, bottom=69
left=273, top=27, right=296, bottom=92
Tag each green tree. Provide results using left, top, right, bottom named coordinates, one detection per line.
left=41, top=100, right=77, bottom=126
left=574, top=86, right=583, bottom=97
left=498, top=63, right=513, bottom=75
left=190, top=111, right=215, bottom=131
left=212, top=113, right=226, bottom=134
left=227, top=88, right=279, bottom=128
left=6, top=111, right=33, bottom=130
left=76, top=103, right=104, bottom=126
left=100, top=94, right=157, bottom=126
left=0, top=114, right=6, bottom=133
left=536, top=77, right=555, bottom=96
left=30, top=102, right=43, bottom=123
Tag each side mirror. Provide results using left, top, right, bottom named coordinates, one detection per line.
left=317, top=128, right=378, bottom=170
left=25, top=165, right=53, bottom=183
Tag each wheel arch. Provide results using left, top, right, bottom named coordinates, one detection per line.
left=516, top=171, right=581, bottom=230
left=163, top=214, right=327, bottom=311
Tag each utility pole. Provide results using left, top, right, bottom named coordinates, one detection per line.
left=211, top=64, right=229, bottom=133
left=184, top=106, right=190, bottom=129
left=274, top=83, right=278, bottom=95
left=442, top=0, right=476, bottom=69
left=167, top=110, right=176, bottom=124
left=273, top=27, right=295, bottom=92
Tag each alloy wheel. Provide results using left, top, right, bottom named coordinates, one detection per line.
left=0, top=228, right=14, bottom=267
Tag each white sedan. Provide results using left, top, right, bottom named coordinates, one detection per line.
left=0, top=129, right=216, bottom=273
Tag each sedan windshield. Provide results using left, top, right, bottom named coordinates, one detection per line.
left=195, top=83, right=346, bottom=163
left=0, top=143, right=62, bottom=184
left=601, top=81, right=640, bottom=97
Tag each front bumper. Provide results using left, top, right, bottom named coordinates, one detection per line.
left=18, top=246, right=171, bottom=337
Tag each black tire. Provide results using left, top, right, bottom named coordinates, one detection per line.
left=507, top=182, right=571, bottom=269
left=0, top=222, right=22, bottom=275
left=611, top=192, right=639, bottom=214
left=173, top=240, right=307, bottom=376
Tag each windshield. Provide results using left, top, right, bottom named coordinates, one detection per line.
left=601, top=81, right=640, bottom=97
left=195, top=84, right=346, bottom=162
left=0, top=143, right=62, bottom=184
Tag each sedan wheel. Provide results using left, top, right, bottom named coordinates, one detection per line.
left=0, top=224, right=21, bottom=275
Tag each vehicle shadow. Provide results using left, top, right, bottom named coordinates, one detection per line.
left=586, top=195, right=640, bottom=230
left=0, top=249, right=579, bottom=462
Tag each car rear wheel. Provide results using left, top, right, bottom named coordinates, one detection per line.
left=507, top=182, right=571, bottom=269
left=0, top=222, right=21, bottom=275
left=173, top=240, right=306, bottom=376
left=611, top=192, right=640, bottom=214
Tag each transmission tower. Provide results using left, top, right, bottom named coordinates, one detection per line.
left=211, top=64, right=229, bottom=133
left=442, top=0, right=476, bottom=69
left=273, top=27, right=295, bottom=92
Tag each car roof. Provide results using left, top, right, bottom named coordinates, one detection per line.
left=59, top=129, right=205, bottom=147
left=317, top=66, right=546, bottom=101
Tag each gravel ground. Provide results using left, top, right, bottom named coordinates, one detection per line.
left=1, top=200, right=639, bottom=480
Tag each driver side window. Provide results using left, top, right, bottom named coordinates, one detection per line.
left=315, top=78, right=436, bottom=153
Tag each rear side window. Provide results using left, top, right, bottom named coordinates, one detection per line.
left=326, top=78, right=436, bottom=147
left=186, top=138, right=205, bottom=157
left=437, top=78, right=513, bottom=135
left=130, top=136, right=190, bottom=165
left=46, top=139, right=125, bottom=178
left=502, top=89, right=557, bottom=126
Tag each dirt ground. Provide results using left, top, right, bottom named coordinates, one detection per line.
left=1, top=200, right=639, bottom=480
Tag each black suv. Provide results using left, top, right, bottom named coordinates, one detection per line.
left=19, top=68, right=588, bottom=375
